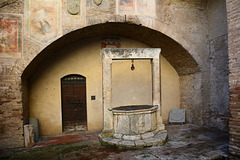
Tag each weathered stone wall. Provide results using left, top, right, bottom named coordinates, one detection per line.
left=180, top=73, right=202, bottom=125
left=0, top=0, right=230, bottom=148
left=0, top=0, right=25, bottom=148
left=207, top=0, right=229, bottom=131
left=208, top=34, right=229, bottom=131
left=176, top=0, right=209, bottom=126
left=226, top=0, right=240, bottom=157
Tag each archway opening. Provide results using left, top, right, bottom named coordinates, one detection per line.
left=21, top=22, right=200, bottom=136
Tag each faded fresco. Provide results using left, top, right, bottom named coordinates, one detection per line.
left=25, top=0, right=62, bottom=44
left=0, top=14, right=22, bottom=59
left=100, top=37, right=121, bottom=61
left=137, top=0, right=155, bottom=16
left=62, top=0, right=85, bottom=28
left=118, top=0, right=135, bottom=14
left=101, top=37, right=121, bottom=49
left=117, top=0, right=155, bottom=16
left=87, top=0, right=109, bottom=9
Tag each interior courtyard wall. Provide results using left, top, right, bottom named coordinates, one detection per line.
left=163, top=0, right=210, bottom=126
left=0, top=0, right=227, bottom=148
left=180, top=73, right=202, bottom=125
left=29, top=37, right=180, bottom=136
left=207, top=0, right=229, bottom=131
left=112, top=60, right=153, bottom=107
left=85, top=0, right=212, bottom=128
left=226, top=0, right=240, bottom=157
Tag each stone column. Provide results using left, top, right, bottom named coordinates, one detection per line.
left=102, top=54, right=113, bottom=137
left=152, top=57, right=164, bottom=130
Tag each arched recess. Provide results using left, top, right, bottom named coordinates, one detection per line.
left=22, top=22, right=200, bottom=78
left=21, top=22, right=200, bottom=134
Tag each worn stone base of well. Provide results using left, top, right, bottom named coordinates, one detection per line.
left=99, top=130, right=167, bottom=149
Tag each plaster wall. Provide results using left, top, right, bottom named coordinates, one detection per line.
left=29, top=38, right=180, bottom=136
left=161, top=57, right=180, bottom=122
left=112, top=60, right=152, bottom=107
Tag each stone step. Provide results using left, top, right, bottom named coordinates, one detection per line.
left=99, top=130, right=168, bottom=149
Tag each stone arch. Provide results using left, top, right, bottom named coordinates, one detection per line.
left=20, top=22, right=201, bottom=127
left=22, top=22, right=200, bottom=78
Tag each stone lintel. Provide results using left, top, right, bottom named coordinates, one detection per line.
left=102, top=48, right=161, bottom=59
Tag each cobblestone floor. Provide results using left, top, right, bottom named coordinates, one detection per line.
left=0, top=124, right=229, bottom=160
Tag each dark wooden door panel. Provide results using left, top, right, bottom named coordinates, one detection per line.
left=61, top=75, right=87, bottom=132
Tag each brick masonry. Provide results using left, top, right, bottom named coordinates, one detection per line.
left=226, top=0, right=240, bottom=157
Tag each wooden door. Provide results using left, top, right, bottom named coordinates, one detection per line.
left=61, top=75, right=87, bottom=132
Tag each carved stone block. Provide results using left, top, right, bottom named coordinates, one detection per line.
left=29, top=118, right=39, bottom=142
left=169, top=109, right=185, bottom=123
left=24, top=124, right=34, bottom=148
left=67, top=0, right=80, bottom=15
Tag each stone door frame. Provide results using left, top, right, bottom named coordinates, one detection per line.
left=101, top=48, right=164, bottom=136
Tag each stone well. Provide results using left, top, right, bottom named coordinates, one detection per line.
left=99, top=105, right=167, bottom=149
left=113, top=105, right=158, bottom=137
left=99, top=48, right=167, bottom=149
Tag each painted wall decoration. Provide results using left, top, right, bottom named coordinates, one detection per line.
left=25, top=0, right=62, bottom=44
left=101, top=37, right=121, bottom=49
left=100, top=37, right=121, bottom=61
left=62, top=0, right=85, bottom=28
left=0, top=14, right=22, bottom=59
left=117, top=0, right=155, bottom=16
left=67, top=0, right=80, bottom=15
left=93, top=0, right=103, bottom=6
left=118, top=0, right=135, bottom=14
left=87, top=0, right=109, bottom=9
left=137, top=0, right=155, bottom=16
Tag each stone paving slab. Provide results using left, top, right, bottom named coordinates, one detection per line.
left=0, top=124, right=229, bottom=160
